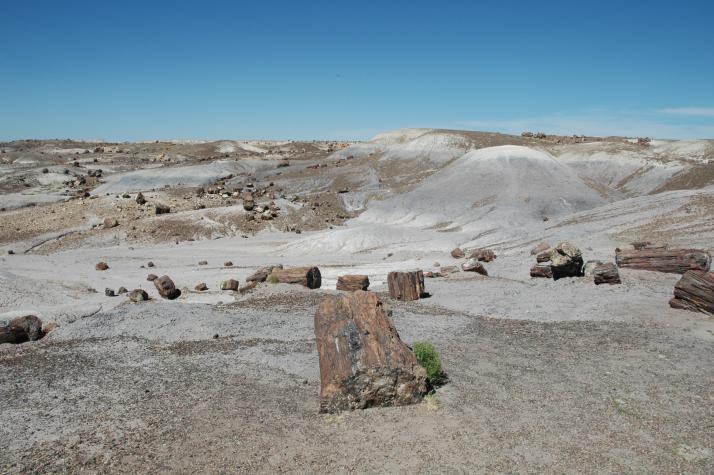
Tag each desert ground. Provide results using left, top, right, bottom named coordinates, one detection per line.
left=1, top=129, right=713, bottom=473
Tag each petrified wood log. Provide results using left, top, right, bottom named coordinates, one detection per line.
left=269, top=266, right=321, bottom=289
left=593, top=262, right=621, bottom=285
left=669, top=270, right=714, bottom=315
left=530, top=264, right=553, bottom=278
left=246, top=264, right=283, bottom=283
left=615, top=248, right=711, bottom=274
left=387, top=270, right=426, bottom=301
left=154, top=275, right=181, bottom=300
left=0, top=315, right=44, bottom=344
left=336, top=275, right=370, bottom=291
left=314, top=291, right=427, bottom=413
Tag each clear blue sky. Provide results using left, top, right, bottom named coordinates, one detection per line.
left=2, top=0, right=713, bottom=141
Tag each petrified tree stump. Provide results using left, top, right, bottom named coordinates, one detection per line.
left=336, top=275, right=370, bottom=291
left=387, top=270, right=426, bottom=301
left=154, top=275, right=181, bottom=300
left=669, top=270, right=714, bottom=315
left=269, top=266, right=321, bottom=289
left=314, top=291, right=427, bottom=413
left=0, top=315, right=44, bottom=344
left=593, top=262, right=621, bottom=285
left=615, top=248, right=711, bottom=274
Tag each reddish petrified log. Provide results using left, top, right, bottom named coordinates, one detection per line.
left=669, top=270, right=714, bottom=315
left=314, top=291, right=427, bottom=413
left=530, top=264, right=553, bottom=278
left=387, top=270, right=426, bottom=301
left=615, top=248, right=711, bottom=274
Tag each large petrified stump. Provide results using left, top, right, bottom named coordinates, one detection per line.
left=669, top=270, right=714, bottom=315
left=336, top=275, right=370, bottom=291
left=387, top=270, right=426, bottom=301
left=615, top=248, right=711, bottom=274
left=268, top=266, right=321, bottom=289
left=314, top=291, right=427, bottom=413
left=0, top=315, right=44, bottom=344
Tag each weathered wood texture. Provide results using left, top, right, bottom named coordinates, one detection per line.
left=669, top=270, right=714, bottom=315
left=269, top=266, right=321, bottom=289
left=314, top=291, right=427, bottom=413
left=0, top=315, right=44, bottom=344
left=530, top=264, right=553, bottom=278
left=336, top=275, right=370, bottom=291
left=593, top=262, right=621, bottom=285
left=387, top=270, right=425, bottom=301
left=615, top=248, right=711, bottom=274
left=246, top=264, right=283, bottom=283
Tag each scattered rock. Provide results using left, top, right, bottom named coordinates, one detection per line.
left=155, top=203, right=171, bottom=215
left=147, top=261, right=155, bottom=268
left=224, top=261, right=233, bottom=267
left=104, top=288, right=116, bottom=297
left=117, top=286, right=128, bottom=294
left=536, top=250, right=552, bottom=263
left=314, top=291, right=427, bottom=413
left=198, top=260, right=208, bottom=266
left=195, top=282, right=208, bottom=291
left=593, top=262, right=621, bottom=285
left=7, top=250, right=14, bottom=255
left=549, top=242, right=584, bottom=280
left=469, top=249, right=496, bottom=262
left=246, top=264, right=283, bottom=283
left=221, top=279, right=240, bottom=291
left=0, top=315, right=44, bottom=344
left=154, top=275, right=181, bottom=299
left=336, top=275, right=370, bottom=291
left=461, top=258, right=488, bottom=275
left=128, top=289, right=149, bottom=302
left=450, top=247, right=465, bottom=259
left=135, top=192, right=146, bottom=205
left=146, top=273, right=158, bottom=281
left=239, top=281, right=258, bottom=294
left=103, top=217, right=119, bottom=228
left=530, top=264, right=553, bottom=278
left=95, top=261, right=109, bottom=271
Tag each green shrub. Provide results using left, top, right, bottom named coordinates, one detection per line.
left=267, top=275, right=279, bottom=284
left=413, top=341, right=444, bottom=382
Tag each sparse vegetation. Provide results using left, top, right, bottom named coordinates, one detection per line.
left=413, top=341, right=445, bottom=383
left=267, top=275, right=280, bottom=284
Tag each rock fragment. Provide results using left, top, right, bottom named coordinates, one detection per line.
left=154, top=275, right=181, bottom=299
left=0, top=315, right=44, bottom=344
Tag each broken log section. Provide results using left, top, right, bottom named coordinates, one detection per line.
left=615, top=248, right=711, bottom=274
left=336, top=275, right=370, bottom=292
left=269, top=266, right=321, bottom=289
left=669, top=270, right=714, bottom=316
left=387, top=270, right=426, bottom=301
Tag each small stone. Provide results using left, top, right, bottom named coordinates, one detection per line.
left=104, top=288, right=116, bottom=297
left=461, top=258, right=488, bottom=275
left=117, top=286, right=128, bottom=294
left=451, top=247, right=465, bottom=259
left=147, top=273, right=158, bottom=281
left=128, top=289, right=149, bottom=302
left=195, top=282, right=208, bottom=291
left=136, top=192, right=146, bottom=205
left=154, top=275, right=181, bottom=299
left=95, top=261, right=109, bottom=271
left=103, top=217, right=119, bottom=228
left=147, top=261, right=155, bottom=268
left=224, top=261, right=233, bottom=267
left=221, top=279, right=240, bottom=291
left=198, top=260, right=208, bottom=266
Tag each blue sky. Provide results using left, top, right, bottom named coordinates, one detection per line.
left=1, top=0, right=713, bottom=141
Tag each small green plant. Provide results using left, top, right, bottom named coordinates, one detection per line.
left=267, top=275, right=279, bottom=284
left=413, top=341, right=444, bottom=383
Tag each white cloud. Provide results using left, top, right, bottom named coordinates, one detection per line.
left=660, top=107, right=714, bottom=117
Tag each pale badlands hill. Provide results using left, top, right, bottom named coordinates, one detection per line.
left=1, top=130, right=713, bottom=472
